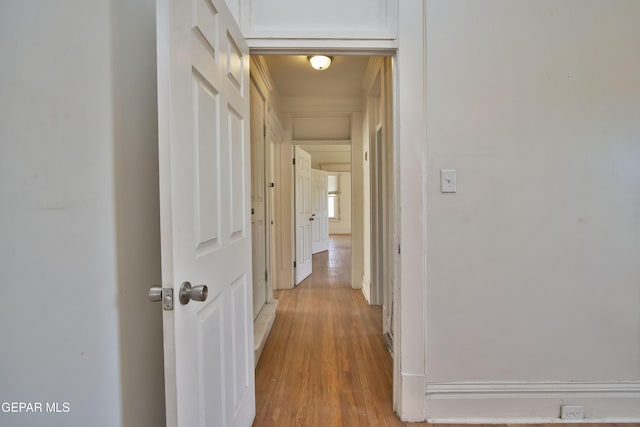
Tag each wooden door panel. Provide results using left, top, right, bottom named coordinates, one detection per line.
left=229, top=274, right=251, bottom=413
left=311, top=169, right=329, bottom=253
left=225, top=35, right=243, bottom=91
left=227, top=105, right=246, bottom=240
left=158, top=0, right=254, bottom=425
left=193, top=76, right=221, bottom=254
left=295, top=147, right=312, bottom=283
left=197, top=296, right=226, bottom=425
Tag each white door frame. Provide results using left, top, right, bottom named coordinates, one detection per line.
left=247, top=6, right=427, bottom=421
left=245, top=5, right=427, bottom=422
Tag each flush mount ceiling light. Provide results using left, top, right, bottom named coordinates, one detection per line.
left=308, top=55, right=333, bottom=71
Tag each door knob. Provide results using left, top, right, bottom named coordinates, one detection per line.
left=179, top=281, right=208, bottom=305
left=309, top=217, right=315, bottom=221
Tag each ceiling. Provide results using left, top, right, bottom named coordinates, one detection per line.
left=263, top=55, right=370, bottom=97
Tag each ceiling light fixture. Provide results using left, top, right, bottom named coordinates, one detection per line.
left=308, top=55, right=333, bottom=71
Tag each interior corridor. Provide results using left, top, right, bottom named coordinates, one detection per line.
left=254, top=235, right=415, bottom=426
left=252, top=237, right=637, bottom=427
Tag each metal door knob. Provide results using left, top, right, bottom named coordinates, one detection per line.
left=179, top=281, right=208, bottom=305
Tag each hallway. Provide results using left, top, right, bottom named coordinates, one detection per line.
left=252, top=236, right=640, bottom=427
left=254, top=235, right=415, bottom=426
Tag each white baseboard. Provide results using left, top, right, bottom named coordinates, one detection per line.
left=361, top=275, right=371, bottom=303
left=253, top=300, right=278, bottom=367
left=425, top=381, right=640, bottom=423
left=397, top=372, right=427, bottom=421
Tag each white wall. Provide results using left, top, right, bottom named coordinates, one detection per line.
left=424, top=0, right=640, bottom=419
left=0, top=1, right=164, bottom=426
left=112, top=0, right=166, bottom=425
left=241, top=0, right=397, bottom=41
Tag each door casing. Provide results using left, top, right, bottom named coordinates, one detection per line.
left=249, top=45, right=403, bottom=416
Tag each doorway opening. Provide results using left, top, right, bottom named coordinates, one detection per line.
left=249, top=53, right=398, bottom=419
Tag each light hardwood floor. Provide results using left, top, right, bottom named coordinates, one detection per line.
left=253, top=235, right=639, bottom=427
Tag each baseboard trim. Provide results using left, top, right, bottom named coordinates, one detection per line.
left=361, top=275, right=371, bottom=303
left=253, top=300, right=278, bottom=367
left=425, top=381, right=640, bottom=422
left=398, top=373, right=427, bottom=422
left=427, top=381, right=640, bottom=398
left=428, top=417, right=640, bottom=424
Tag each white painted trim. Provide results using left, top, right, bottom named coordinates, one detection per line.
left=320, top=163, right=351, bottom=172
left=350, top=111, right=364, bottom=292
left=426, top=381, right=640, bottom=398
left=247, top=39, right=397, bottom=54
left=245, top=30, right=398, bottom=41
left=425, top=381, right=640, bottom=422
left=399, top=373, right=428, bottom=422
left=292, top=139, right=351, bottom=146
left=267, top=107, right=283, bottom=139
left=394, top=0, right=427, bottom=421
left=429, top=417, right=640, bottom=424
left=244, top=4, right=423, bottom=420
left=286, top=104, right=360, bottom=114
left=361, top=275, right=371, bottom=304
left=250, top=56, right=274, bottom=94
left=362, top=56, right=385, bottom=92
left=281, top=97, right=363, bottom=113
left=254, top=300, right=278, bottom=367
left=240, top=0, right=398, bottom=41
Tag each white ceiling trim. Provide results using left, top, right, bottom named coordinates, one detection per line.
left=293, top=139, right=351, bottom=145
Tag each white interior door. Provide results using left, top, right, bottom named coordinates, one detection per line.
left=294, top=146, right=312, bottom=284
left=311, top=169, right=329, bottom=254
left=250, top=80, right=267, bottom=320
left=156, top=0, right=254, bottom=425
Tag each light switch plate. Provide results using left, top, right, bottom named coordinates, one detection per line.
left=441, top=169, right=457, bottom=193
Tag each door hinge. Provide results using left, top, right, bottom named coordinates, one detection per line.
left=293, top=261, right=297, bottom=268
left=263, top=125, right=266, bottom=138
left=265, top=270, right=268, bottom=282
left=292, top=158, right=296, bottom=165
left=397, top=244, right=401, bottom=254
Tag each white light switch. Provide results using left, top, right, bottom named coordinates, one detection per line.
left=441, top=169, right=457, bottom=193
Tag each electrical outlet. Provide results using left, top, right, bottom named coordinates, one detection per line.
left=560, top=405, right=584, bottom=420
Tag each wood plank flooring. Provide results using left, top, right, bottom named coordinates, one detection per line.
left=254, top=235, right=407, bottom=426
left=253, top=235, right=638, bottom=427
